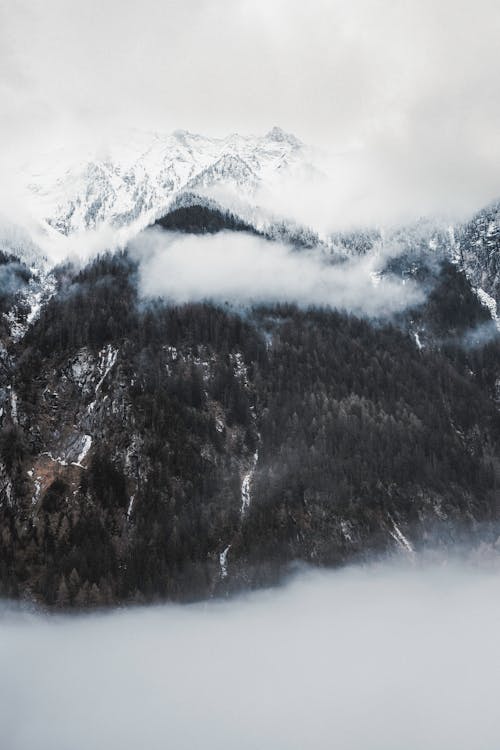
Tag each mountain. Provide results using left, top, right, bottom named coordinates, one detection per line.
left=1, top=199, right=500, bottom=608
left=326, top=208, right=500, bottom=340
left=454, top=201, right=500, bottom=307
left=2, top=129, right=500, bottom=608
left=21, top=127, right=312, bottom=243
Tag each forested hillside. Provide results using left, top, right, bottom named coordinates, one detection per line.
left=1, top=208, right=500, bottom=608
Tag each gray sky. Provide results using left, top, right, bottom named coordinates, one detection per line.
left=2, top=0, right=500, bottom=220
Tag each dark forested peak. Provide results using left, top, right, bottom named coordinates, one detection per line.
left=153, top=191, right=323, bottom=249
left=153, top=198, right=322, bottom=248
left=155, top=202, right=255, bottom=235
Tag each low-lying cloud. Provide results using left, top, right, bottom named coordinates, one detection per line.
left=2, top=560, right=500, bottom=750
left=132, top=229, right=423, bottom=316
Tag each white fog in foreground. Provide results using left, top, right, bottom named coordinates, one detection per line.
left=134, top=230, right=423, bottom=316
left=2, top=560, right=500, bottom=750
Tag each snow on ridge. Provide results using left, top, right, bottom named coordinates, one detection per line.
left=3, top=269, right=57, bottom=342
left=88, top=345, right=118, bottom=413
left=241, top=450, right=259, bottom=515
left=127, top=495, right=135, bottom=520
left=476, top=287, right=500, bottom=330
left=9, top=388, right=18, bottom=424
left=21, top=127, right=311, bottom=252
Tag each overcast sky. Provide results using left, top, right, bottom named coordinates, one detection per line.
left=2, top=0, right=500, bottom=219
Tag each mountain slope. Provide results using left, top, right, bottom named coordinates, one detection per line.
left=3, top=130, right=500, bottom=607
left=22, top=127, right=311, bottom=242
left=1, top=243, right=500, bottom=607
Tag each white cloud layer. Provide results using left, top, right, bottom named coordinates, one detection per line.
left=2, top=0, right=500, bottom=221
left=132, top=229, right=423, bottom=315
left=2, top=560, right=500, bottom=750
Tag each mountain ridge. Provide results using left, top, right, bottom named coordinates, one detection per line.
left=2, top=132, right=500, bottom=608
left=21, top=127, right=311, bottom=243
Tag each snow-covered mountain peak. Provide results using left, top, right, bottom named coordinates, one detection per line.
left=266, top=126, right=303, bottom=147
left=19, top=127, right=313, bottom=252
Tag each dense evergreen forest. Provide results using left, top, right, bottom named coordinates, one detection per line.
left=1, top=209, right=500, bottom=608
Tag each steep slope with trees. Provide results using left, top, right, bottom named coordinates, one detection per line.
left=0, top=234, right=500, bottom=607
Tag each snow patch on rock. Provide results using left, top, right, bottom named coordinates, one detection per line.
left=219, top=545, right=231, bottom=579
left=388, top=518, right=414, bottom=555
left=241, top=450, right=258, bottom=515
left=72, top=435, right=92, bottom=468
left=476, top=287, right=500, bottom=330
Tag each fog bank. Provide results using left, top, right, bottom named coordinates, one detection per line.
left=133, top=230, right=423, bottom=316
left=2, top=560, right=500, bottom=750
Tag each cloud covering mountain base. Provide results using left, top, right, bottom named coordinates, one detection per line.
left=2, top=560, right=500, bottom=750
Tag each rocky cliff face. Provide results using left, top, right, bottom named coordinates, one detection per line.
left=454, top=202, right=500, bottom=307
left=1, top=199, right=500, bottom=608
